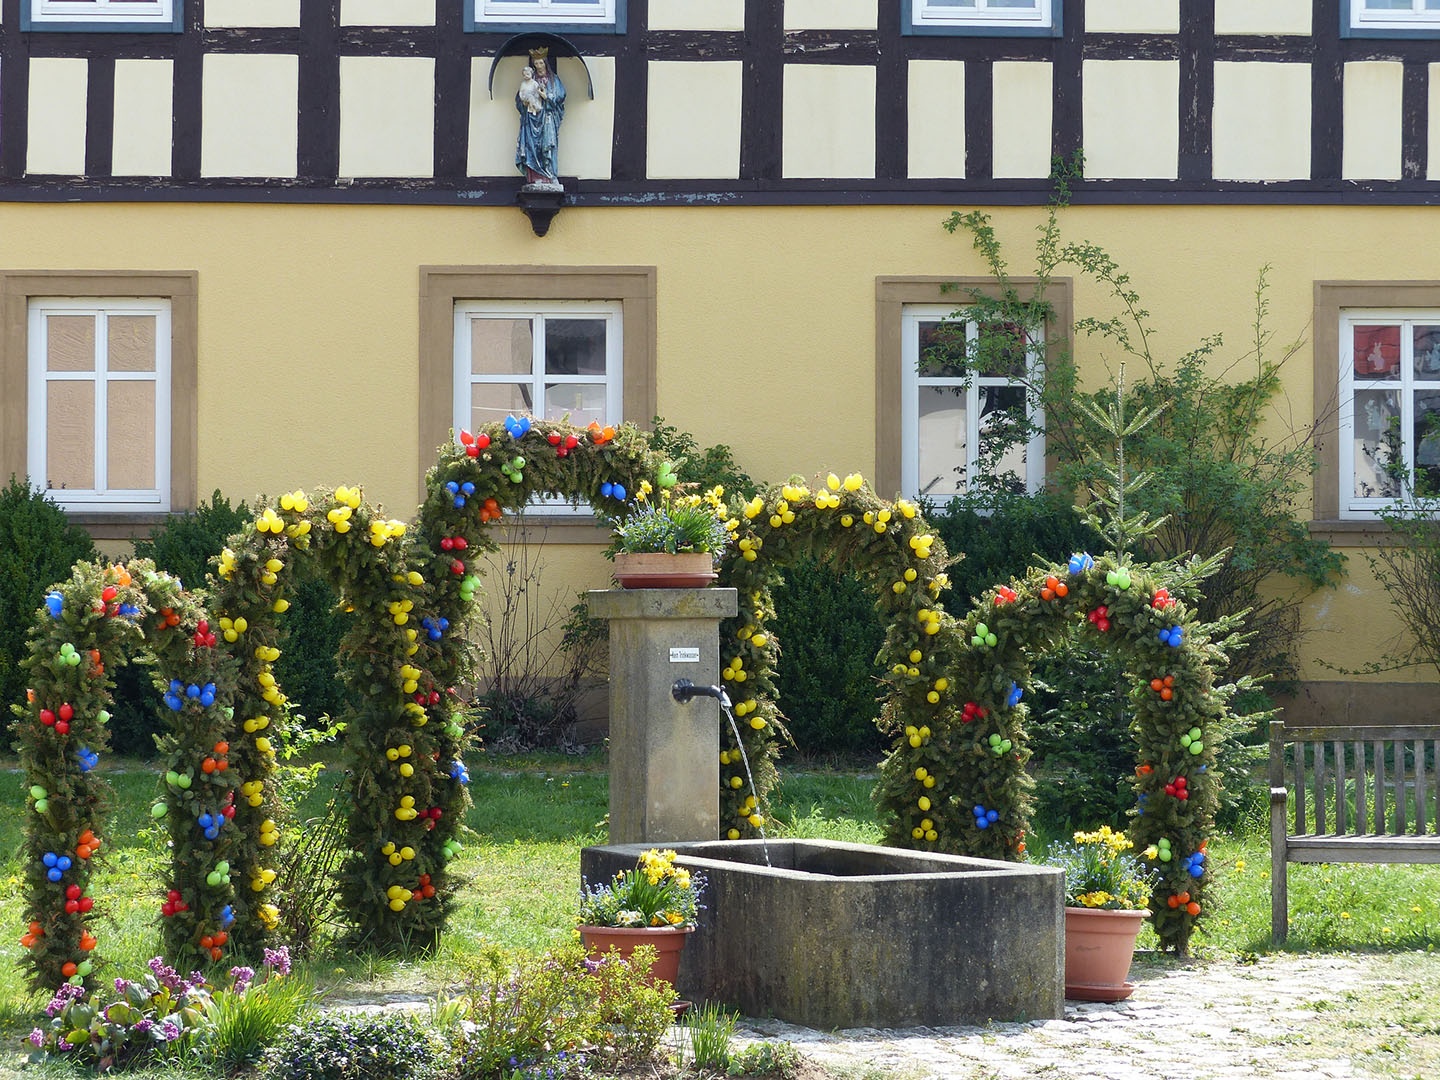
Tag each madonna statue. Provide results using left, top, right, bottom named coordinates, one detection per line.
left=516, top=47, right=566, bottom=186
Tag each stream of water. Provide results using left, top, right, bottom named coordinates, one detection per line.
left=672, top=679, right=771, bottom=867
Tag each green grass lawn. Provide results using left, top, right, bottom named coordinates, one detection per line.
left=2, top=753, right=1438, bottom=1074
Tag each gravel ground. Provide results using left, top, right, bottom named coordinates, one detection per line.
left=736, top=950, right=1440, bottom=1080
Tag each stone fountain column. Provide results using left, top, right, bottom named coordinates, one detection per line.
left=587, top=587, right=737, bottom=844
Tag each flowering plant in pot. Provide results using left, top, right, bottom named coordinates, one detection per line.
left=577, top=849, right=708, bottom=986
left=606, top=486, right=734, bottom=588
left=1044, top=826, right=1156, bottom=1002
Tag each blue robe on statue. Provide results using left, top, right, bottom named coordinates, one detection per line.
left=516, top=69, right=566, bottom=184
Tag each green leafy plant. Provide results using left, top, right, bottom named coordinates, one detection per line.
left=456, top=941, right=674, bottom=1079
left=262, top=1010, right=450, bottom=1080
left=645, top=415, right=758, bottom=498
left=578, top=848, right=707, bottom=928
left=26, top=951, right=301, bottom=1073
left=0, top=475, right=97, bottom=721
left=726, top=1040, right=804, bottom=1078
left=193, top=963, right=317, bottom=1072
left=770, top=555, right=887, bottom=758
left=680, top=1000, right=738, bottom=1071
left=608, top=488, right=733, bottom=561
left=1044, top=825, right=1157, bottom=910
left=941, top=185, right=1344, bottom=685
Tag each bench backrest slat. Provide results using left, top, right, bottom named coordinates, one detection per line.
left=1354, top=739, right=1368, bottom=834
left=1294, top=739, right=1307, bottom=834
left=1418, top=740, right=1429, bottom=833
left=1333, top=739, right=1347, bottom=834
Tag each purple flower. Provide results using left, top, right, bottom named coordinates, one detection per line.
left=263, top=946, right=291, bottom=976
left=56, top=1038, right=73, bottom=1052
left=28, top=1028, right=44, bottom=1048
left=229, top=966, right=255, bottom=993
left=147, top=957, right=184, bottom=992
left=133, top=1018, right=153, bottom=1036
left=158, top=1018, right=181, bottom=1043
left=114, top=977, right=131, bottom=994
left=43, top=983, right=84, bottom=1017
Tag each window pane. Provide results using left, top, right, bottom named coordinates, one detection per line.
left=987, top=0, right=1040, bottom=9
left=1362, top=0, right=1413, bottom=9
left=543, top=381, right=605, bottom=425
left=544, top=319, right=607, bottom=376
left=47, top=382, right=95, bottom=490
left=107, top=381, right=156, bottom=489
left=978, top=322, right=1029, bottom=378
left=470, top=318, right=534, bottom=376
left=918, top=320, right=970, bottom=378
left=918, top=386, right=968, bottom=498
left=470, top=383, right=534, bottom=427
left=1415, top=391, right=1440, bottom=496
left=980, top=385, right=1029, bottom=491
left=1353, top=388, right=1402, bottom=498
left=47, top=315, right=95, bottom=372
left=109, top=315, right=157, bottom=373
left=1353, top=324, right=1401, bottom=379
left=1413, top=325, right=1440, bottom=378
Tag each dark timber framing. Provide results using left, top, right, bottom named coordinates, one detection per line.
left=0, top=0, right=1434, bottom=205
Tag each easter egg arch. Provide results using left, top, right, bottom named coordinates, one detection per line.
left=15, top=558, right=247, bottom=989
left=14, top=418, right=665, bottom=989
left=718, top=486, right=1223, bottom=955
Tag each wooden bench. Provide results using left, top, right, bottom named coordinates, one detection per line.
left=1270, top=719, right=1440, bottom=943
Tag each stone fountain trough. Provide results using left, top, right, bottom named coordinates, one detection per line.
left=581, top=838, right=1064, bottom=1028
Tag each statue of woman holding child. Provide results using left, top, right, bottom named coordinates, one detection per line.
left=516, top=46, right=566, bottom=186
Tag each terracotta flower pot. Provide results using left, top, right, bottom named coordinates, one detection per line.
left=1064, top=906, right=1148, bottom=1002
left=579, top=924, right=694, bottom=987
left=611, top=551, right=717, bottom=589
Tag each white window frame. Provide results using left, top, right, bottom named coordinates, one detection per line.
left=910, top=0, right=1053, bottom=31
left=26, top=298, right=172, bottom=515
left=453, top=300, right=622, bottom=512
left=473, top=0, right=616, bottom=27
left=1349, top=0, right=1440, bottom=32
left=1338, top=309, right=1440, bottom=518
left=27, top=0, right=179, bottom=29
left=900, top=304, right=1045, bottom=503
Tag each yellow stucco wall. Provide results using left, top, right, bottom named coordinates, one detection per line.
left=2, top=199, right=1434, bottom=683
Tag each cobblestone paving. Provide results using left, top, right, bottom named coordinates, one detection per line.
left=736, top=952, right=1436, bottom=1080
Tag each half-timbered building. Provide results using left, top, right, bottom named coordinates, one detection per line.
left=1, top=0, right=1437, bottom=721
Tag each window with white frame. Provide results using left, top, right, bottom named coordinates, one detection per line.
left=900, top=305, right=1045, bottom=502
left=453, top=300, right=622, bottom=438
left=466, top=0, right=623, bottom=31
left=904, top=0, right=1058, bottom=35
left=24, top=0, right=181, bottom=31
left=26, top=299, right=172, bottom=514
left=1345, top=0, right=1440, bottom=34
left=1339, top=311, right=1440, bottom=515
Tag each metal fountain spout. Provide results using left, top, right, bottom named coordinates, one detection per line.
left=671, top=678, right=730, bottom=707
